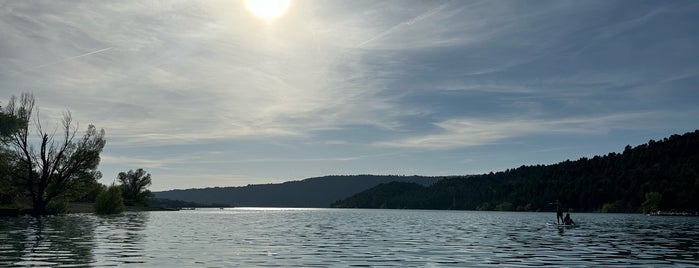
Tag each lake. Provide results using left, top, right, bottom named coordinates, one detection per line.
left=1, top=208, right=697, bottom=267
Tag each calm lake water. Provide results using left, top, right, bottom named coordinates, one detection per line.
left=1, top=208, right=697, bottom=267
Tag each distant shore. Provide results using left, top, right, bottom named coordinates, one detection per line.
left=66, top=202, right=179, bottom=214
left=648, top=210, right=699, bottom=216
left=0, top=203, right=178, bottom=216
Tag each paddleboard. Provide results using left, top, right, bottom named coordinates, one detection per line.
left=547, top=222, right=576, bottom=227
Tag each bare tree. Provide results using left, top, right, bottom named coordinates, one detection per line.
left=4, top=93, right=106, bottom=215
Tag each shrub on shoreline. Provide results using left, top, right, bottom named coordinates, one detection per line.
left=94, top=185, right=124, bottom=215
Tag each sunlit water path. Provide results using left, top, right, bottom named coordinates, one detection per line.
left=1, top=209, right=697, bottom=267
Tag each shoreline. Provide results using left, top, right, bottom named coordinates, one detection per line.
left=67, top=202, right=179, bottom=214
left=0, top=203, right=178, bottom=216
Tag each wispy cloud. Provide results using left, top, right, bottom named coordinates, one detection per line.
left=2, top=1, right=698, bottom=189
left=376, top=113, right=657, bottom=150
left=17, top=47, right=113, bottom=74
left=355, top=1, right=453, bottom=48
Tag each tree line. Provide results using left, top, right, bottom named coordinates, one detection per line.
left=333, top=130, right=699, bottom=213
left=1, top=93, right=153, bottom=215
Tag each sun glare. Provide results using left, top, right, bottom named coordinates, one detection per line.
left=245, top=0, right=291, bottom=21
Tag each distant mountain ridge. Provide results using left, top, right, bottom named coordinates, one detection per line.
left=332, top=130, right=699, bottom=213
left=154, top=175, right=443, bottom=207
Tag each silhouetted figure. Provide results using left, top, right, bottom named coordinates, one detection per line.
left=550, top=200, right=563, bottom=224
left=563, top=212, right=575, bottom=225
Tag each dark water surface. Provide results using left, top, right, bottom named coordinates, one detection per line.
left=1, top=209, right=697, bottom=267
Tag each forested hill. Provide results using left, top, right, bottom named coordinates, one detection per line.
left=332, top=130, right=699, bottom=213
left=154, top=175, right=442, bottom=207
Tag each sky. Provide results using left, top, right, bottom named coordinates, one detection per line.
left=1, top=0, right=698, bottom=191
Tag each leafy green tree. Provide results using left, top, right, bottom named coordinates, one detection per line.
left=4, top=93, right=106, bottom=215
left=642, top=192, right=662, bottom=214
left=94, top=184, right=124, bottom=215
left=601, top=203, right=615, bottom=213
left=72, top=178, right=107, bottom=203
left=0, top=148, right=19, bottom=205
left=476, top=202, right=492, bottom=211
left=118, top=168, right=153, bottom=206
left=495, top=202, right=513, bottom=211
left=0, top=110, right=24, bottom=205
left=0, top=110, right=24, bottom=143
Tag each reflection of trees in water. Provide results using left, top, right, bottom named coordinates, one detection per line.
left=0, top=214, right=96, bottom=266
left=0, top=212, right=151, bottom=266
left=93, top=212, right=149, bottom=265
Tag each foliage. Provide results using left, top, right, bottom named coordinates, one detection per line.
left=118, top=168, right=153, bottom=206
left=94, top=184, right=124, bottom=215
left=0, top=111, right=23, bottom=205
left=3, top=93, right=106, bottom=215
left=476, top=202, right=491, bottom=211
left=495, top=202, right=513, bottom=211
left=601, top=203, right=615, bottom=213
left=330, top=182, right=425, bottom=209
left=642, top=192, right=662, bottom=214
left=68, top=174, right=106, bottom=202
left=333, top=130, right=699, bottom=213
left=0, top=148, right=18, bottom=205
left=0, top=110, right=25, bottom=143
left=46, top=198, right=68, bottom=214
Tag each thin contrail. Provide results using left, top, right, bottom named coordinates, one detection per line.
left=27, top=47, right=113, bottom=71
left=356, top=1, right=451, bottom=48
left=2, top=47, right=115, bottom=77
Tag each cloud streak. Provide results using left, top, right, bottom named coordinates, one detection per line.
left=376, top=113, right=658, bottom=150
left=355, top=1, right=452, bottom=48
left=22, top=47, right=113, bottom=73
left=1, top=1, right=698, bottom=190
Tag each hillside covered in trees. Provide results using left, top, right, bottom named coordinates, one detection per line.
left=332, top=130, right=699, bottom=213
left=154, top=175, right=442, bottom=207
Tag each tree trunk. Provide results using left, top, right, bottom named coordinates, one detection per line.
left=32, top=197, right=46, bottom=216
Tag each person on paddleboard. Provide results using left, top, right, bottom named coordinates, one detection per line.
left=550, top=200, right=563, bottom=224
left=563, top=212, right=575, bottom=225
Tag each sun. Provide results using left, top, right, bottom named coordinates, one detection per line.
left=245, top=0, right=291, bottom=21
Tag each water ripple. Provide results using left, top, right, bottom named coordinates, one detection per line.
left=1, top=210, right=698, bottom=266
